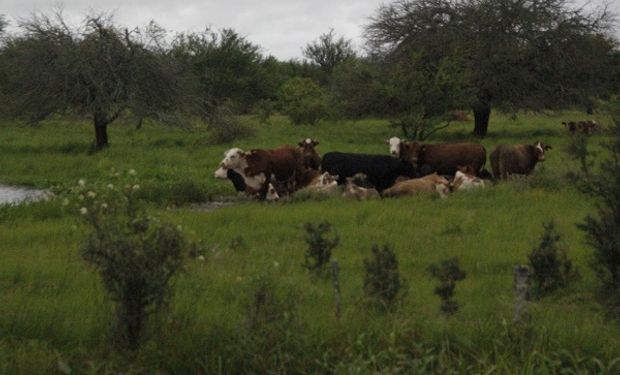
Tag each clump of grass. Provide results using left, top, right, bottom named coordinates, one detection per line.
left=528, top=221, right=577, bottom=297
left=363, top=243, right=405, bottom=309
left=427, top=257, right=467, bottom=314
left=302, top=221, right=339, bottom=273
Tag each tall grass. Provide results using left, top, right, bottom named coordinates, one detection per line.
left=0, top=111, right=619, bottom=373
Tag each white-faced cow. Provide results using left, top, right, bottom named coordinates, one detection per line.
left=385, top=137, right=403, bottom=157
left=219, top=146, right=305, bottom=198
left=214, top=166, right=246, bottom=192
left=342, top=175, right=380, bottom=200
left=398, top=141, right=487, bottom=176
left=490, top=141, right=552, bottom=180
left=450, top=170, right=486, bottom=192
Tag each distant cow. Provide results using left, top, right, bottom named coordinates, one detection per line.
left=490, top=141, right=552, bottom=179
left=298, top=138, right=321, bottom=170
left=562, top=120, right=599, bottom=135
left=220, top=146, right=305, bottom=198
left=298, top=172, right=340, bottom=195
left=399, top=141, right=487, bottom=176
left=214, top=166, right=246, bottom=192
left=382, top=173, right=450, bottom=198
left=321, top=152, right=416, bottom=192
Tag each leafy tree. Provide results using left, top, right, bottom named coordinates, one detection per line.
left=366, top=0, right=617, bottom=137
left=0, top=15, right=6, bottom=35
left=0, top=12, right=189, bottom=149
left=303, top=29, right=356, bottom=82
left=171, top=28, right=270, bottom=113
left=279, top=77, right=327, bottom=125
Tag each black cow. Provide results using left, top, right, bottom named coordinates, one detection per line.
left=226, top=168, right=246, bottom=192
left=321, top=152, right=417, bottom=192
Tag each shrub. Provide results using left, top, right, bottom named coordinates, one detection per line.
left=528, top=221, right=576, bottom=297
left=207, top=100, right=253, bottom=143
left=69, top=169, right=193, bottom=349
left=363, top=244, right=405, bottom=308
left=302, top=221, right=339, bottom=273
left=578, top=102, right=620, bottom=299
left=427, top=257, right=466, bottom=314
left=253, top=99, right=276, bottom=125
left=279, top=78, right=327, bottom=125
left=565, top=132, right=594, bottom=184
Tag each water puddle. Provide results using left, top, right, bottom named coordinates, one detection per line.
left=0, top=184, right=49, bottom=205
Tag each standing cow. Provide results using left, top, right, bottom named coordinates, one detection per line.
left=298, top=138, right=321, bottom=170
left=490, top=141, right=552, bottom=179
left=398, top=141, right=487, bottom=176
left=321, top=152, right=416, bottom=192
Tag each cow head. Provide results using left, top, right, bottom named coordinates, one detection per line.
left=221, top=148, right=246, bottom=170
left=265, top=183, right=280, bottom=202
left=533, top=141, right=552, bottom=161
left=399, top=141, right=423, bottom=165
left=318, top=172, right=339, bottom=186
left=214, top=166, right=229, bottom=179
left=385, top=137, right=402, bottom=157
left=298, top=138, right=321, bottom=170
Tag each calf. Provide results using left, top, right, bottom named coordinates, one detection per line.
left=214, top=166, right=246, bottom=192
left=490, top=141, right=552, bottom=179
left=342, top=176, right=380, bottom=200
left=451, top=170, right=486, bottom=192
left=265, top=183, right=280, bottom=202
left=382, top=173, right=450, bottom=198
left=298, top=172, right=340, bottom=195
left=298, top=138, right=321, bottom=170
left=399, top=141, right=487, bottom=176
left=321, top=152, right=416, bottom=192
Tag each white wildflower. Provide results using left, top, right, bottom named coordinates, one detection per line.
left=62, top=198, right=69, bottom=206
left=176, top=225, right=183, bottom=231
left=78, top=179, right=86, bottom=187
left=101, top=203, right=108, bottom=209
left=78, top=194, right=84, bottom=201
left=107, top=184, right=114, bottom=189
left=87, top=191, right=96, bottom=198
left=197, top=255, right=205, bottom=262
left=79, top=207, right=88, bottom=215
left=273, top=261, right=280, bottom=268
left=132, top=184, right=140, bottom=191
left=128, top=169, right=136, bottom=176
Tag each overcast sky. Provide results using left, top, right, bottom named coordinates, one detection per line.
left=3, top=1, right=619, bottom=60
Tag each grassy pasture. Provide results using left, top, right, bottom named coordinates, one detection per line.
left=1, top=112, right=620, bottom=373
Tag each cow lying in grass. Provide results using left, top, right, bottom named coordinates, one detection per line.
left=382, top=173, right=450, bottom=198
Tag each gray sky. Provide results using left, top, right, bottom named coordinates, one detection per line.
left=3, top=1, right=619, bottom=60
left=2, top=0, right=383, bottom=60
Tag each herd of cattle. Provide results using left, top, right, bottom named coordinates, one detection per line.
left=213, top=136, right=553, bottom=201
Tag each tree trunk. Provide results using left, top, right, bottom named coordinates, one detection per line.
left=473, top=100, right=491, bottom=138
left=93, top=111, right=110, bottom=149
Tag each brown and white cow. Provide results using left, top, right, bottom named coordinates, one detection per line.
left=562, top=120, right=599, bottom=135
left=220, top=146, right=306, bottom=198
left=385, top=137, right=403, bottom=157
left=298, top=138, right=321, bottom=170
left=490, top=141, right=552, bottom=180
left=297, top=172, right=340, bottom=195
left=398, top=141, right=487, bottom=176
left=382, top=173, right=450, bottom=198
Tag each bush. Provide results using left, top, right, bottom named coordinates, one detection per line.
left=528, top=221, right=576, bottom=297
left=427, top=257, right=467, bottom=314
left=279, top=78, right=327, bottom=125
left=363, top=244, right=405, bottom=308
left=302, top=221, right=339, bottom=273
left=69, top=169, right=193, bottom=349
left=207, top=100, right=254, bottom=143
left=578, top=102, right=620, bottom=299
left=253, top=99, right=276, bottom=125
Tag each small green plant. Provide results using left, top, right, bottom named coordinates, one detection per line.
left=363, top=244, right=404, bottom=308
left=566, top=132, right=594, bottom=183
left=528, top=221, right=576, bottom=297
left=279, top=77, right=327, bottom=125
left=302, top=221, right=339, bottom=273
left=427, top=257, right=466, bottom=314
left=207, top=100, right=253, bottom=143
left=69, top=169, right=193, bottom=349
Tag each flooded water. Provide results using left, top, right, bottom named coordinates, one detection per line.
left=0, top=184, right=49, bottom=205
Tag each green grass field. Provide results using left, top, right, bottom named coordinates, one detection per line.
left=1, top=112, right=619, bottom=374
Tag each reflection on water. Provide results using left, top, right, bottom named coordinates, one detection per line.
left=0, top=184, right=48, bottom=205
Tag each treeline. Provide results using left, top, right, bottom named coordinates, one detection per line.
left=0, top=0, right=619, bottom=148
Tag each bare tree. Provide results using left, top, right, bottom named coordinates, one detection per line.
left=1, top=12, right=192, bottom=149
left=366, top=0, right=618, bottom=137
